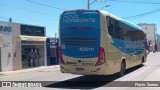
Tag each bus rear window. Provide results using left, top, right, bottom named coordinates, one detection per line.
left=60, top=10, right=100, bottom=30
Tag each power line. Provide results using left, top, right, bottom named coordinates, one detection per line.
left=90, top=0, right=97, bottom=5
left=88, top=0, right=97, bottom=9
left=100, top=4, right=110, bottom=10
left=108, top=0, right=160, bottom=4
left=0, top=3, right=59, bottom=17
left=123, top=9, right=160, bottom=19
left=0, top=16, right=9, bottom=20
left=88, top=0, right=109, bottom=9
left=25, top=0, right=66, bottom=10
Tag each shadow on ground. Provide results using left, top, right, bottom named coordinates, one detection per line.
left=44, top=65, right=144, bottom=89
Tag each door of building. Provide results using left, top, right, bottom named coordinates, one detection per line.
left=21, top=43, right=45, bottom=69
left=50, top=47, right=56, bottom=65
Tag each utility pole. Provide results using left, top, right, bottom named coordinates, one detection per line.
left=88, top=0, right=109, bottom=10
left=9, top=18, right=12, bottom=22
left=88, top=0, right=90, bottom=9
left=55, top=33, right=57, bottom=40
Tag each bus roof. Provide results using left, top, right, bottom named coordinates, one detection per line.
left=62, top=9, right=100, bottom=14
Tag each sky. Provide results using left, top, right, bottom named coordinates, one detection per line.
left=0, top=0, right=160, bottom=37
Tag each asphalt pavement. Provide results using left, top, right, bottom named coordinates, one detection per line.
left=0, top=52, right=160, bottom=90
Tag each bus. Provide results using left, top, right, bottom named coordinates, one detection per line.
left=58, top=10, right=147, bottom=76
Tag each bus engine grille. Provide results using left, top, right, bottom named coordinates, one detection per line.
left=63, top=38, right=96, bottom=46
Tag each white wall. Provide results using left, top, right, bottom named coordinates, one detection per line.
left=12, top=23, right=22, bottom=70
left=1, top=46, right=13, bottom=71
left=0, top=20, right=47, bottom=71
left=138, top=24, right=156, bottom=46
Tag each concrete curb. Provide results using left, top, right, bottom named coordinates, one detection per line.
left=0, top=65, right=59, bottom=77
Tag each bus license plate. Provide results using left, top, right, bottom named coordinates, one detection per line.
left=75, top=67, right=84, bottom=71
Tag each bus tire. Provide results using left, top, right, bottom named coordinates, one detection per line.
left=142, top=56, right=145, bottom=64
left=140, top=56, right=145, bottom=66
left=118, top=60, right=126, bottom=77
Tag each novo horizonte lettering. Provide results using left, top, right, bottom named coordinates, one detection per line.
left=0, top=26, right=12, bottom=32
left=63, top=15, right=96, bottom=23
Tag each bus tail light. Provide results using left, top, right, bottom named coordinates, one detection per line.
left=96, top=10, right=100, bottom=13
left=95, top=47, right=105, bottom=66
left=58, top=47, right=65, bottom=64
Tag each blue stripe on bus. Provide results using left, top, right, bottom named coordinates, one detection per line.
left=61, top=28, right=100, bottom=58
left=112, top=38, right=145, bottom=55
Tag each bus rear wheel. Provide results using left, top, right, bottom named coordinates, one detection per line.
left=140, top=56, right=145, bottom=66
left=118, top=61, right=125, bottom=77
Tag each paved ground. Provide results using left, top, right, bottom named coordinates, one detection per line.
left=0, top=65, right=59, bottom=77
left=0, top=52, right=160, bottom=90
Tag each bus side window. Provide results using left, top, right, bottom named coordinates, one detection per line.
left=106, top=16, right=117, bottom=38
left=106, top=16, right=113, bottom=35
left=115, top=21, right=121, bottom=39
left=106, top=16, right=121, bottom=40
left=107, top=17, right=111, bottom=28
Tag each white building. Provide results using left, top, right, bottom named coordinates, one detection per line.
left=138, top=24, right=157, bottom=51
left=0, top=20, right=47, bottom=71
left=156, top=34, right=160, bottom=51
left=0, top=21, right=13, bottom=71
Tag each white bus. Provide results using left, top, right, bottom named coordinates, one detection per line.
left=58, top=10, right=147, bottom=76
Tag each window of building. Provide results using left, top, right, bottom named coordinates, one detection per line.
left=20, top=24, right=45, bottom=36
left=21, top=41, right=45, bottom=69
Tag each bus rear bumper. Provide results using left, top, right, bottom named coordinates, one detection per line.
left=60, top=64, right=110, bottom=75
